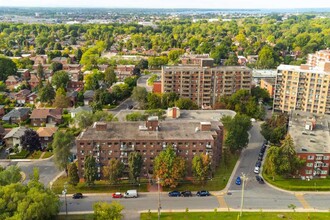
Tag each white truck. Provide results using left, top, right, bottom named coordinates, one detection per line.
left=124, top=189, right=138, bottom=198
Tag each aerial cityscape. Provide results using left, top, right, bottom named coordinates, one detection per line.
left=0, top=1, right=330, bottom=219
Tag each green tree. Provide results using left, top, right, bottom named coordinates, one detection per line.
left=192, top=154, right=211, bottom=185
left=128, top=152, right=143, bottom=183
left=147, top=93, right=162, bottom=109
left=84, top=155, right=98, bottom=186
left=84, top=71, right=104, bottom=91
left=93, top=201, right=124, bottom=220
left=221, top=114, right=252, bottom=152
left=0, top=165, right=21, bottom=186
left=257, top=46, right=277, bottom=69
left=53, top=87, right=70, bottom=108
left=168, top=49, right=184, bottom=63
left=36, top=63, right=44, bottom=80
left=20, top=129, right=41, bottom=152
left=74, top=111, right=94, bottom=128
left=175, top=98, right=198, bottom=110
left=211, top=44, right=229, bottom=65
left=0, top=56, right=17, bottom=81
left=104, top=66, right=117, bottom=86
left=51, top=70, right=70, bottom=89
left=52, top=131, right=74, bottom=176
left=261, top=113, right=288, bottom=145
left=224, top=53, right=239, bottom=66
left=0, top=81, right=7, bottom=92
left=154, top=146, right=186, bottom=188
left=68, top=163, right=80, bottom=186
left=103, top=158, right=124, bottom=185
left=264, top=146, right=280, bottom=180
left=39, top=82, right=55, bottom=104
left=50, top=62, right=63, bottom=72
left=136, top=59, right=148, bottom=70
left=132, top=86, right=148, bottom=108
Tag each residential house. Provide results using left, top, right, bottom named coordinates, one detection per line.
left=98, top=64, right=109, bottom=72
left=26, top=92, right=38, bottom=105
left=5, top=75, right=20, bottom=89
left=28, top=74, right=40, bottom=89
left=2, top=108, right=30, bottom=124
left=67, top=91, right=78, bottom=107
left=52, top=57, right=68, bottom=65
left=0, top=124, right=6, bottom=140
left=63, top=64, right=81, bottom=71
left=70, top=106, right=93, bottom=118
left=115, top=65, right=135, bottom=81
left=30, top=109, right=63, bottom=126
left=32, top=55, right=48, bottom=65
left=3, top=126, right=28, bottom=149
left=0, top=105, right=5, bottom=117
left=83, top=90, right=95, bottom=106
left=17, top=69, right=30, bottom=80
left=67, top=81, right=84, bottom=91
left=36, top=127, right=58, bottom=149
left=15, top=89, right=31, bottom=104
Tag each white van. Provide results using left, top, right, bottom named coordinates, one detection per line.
left=124, top=189, right=138, bottom=198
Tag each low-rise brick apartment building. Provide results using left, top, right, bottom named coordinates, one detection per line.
left=76, top=116, right=223, bottom=179
left=274, top=50, right=330, bottom=114
left=161, top=65, right=252, bottom=108
left=289, top=111, right=330, bottom=179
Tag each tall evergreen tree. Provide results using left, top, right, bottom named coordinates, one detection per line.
left=84, top=155, right=98, bottom=186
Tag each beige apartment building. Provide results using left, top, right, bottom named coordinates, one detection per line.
left=161, top=65, right=252, bottom=108
left=307, top=49, right=330, bottom=67
left=274, top=62, right=330, bottom=114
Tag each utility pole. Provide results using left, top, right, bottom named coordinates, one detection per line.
left=240, top=173, right=247, bottom=217
left=62, top=182, right=68, bottom=217
left=157, top=177, right=161, bottom=220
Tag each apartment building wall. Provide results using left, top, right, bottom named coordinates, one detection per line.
left=298, top=153, right=330, bottom=178
left=76, top=121, right=223, bottom=179
left=161, top=66, right=252, bottom=107
left=273, top=65, right=330, bottom=114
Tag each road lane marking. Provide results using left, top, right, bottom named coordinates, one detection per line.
left=295, top=193, right=311, bottom=209
left=216, top=195, right=229, bottom=209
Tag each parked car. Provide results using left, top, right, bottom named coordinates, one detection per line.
left=72, top=193, right=83, bottom=199
left=124, top=189, right=138, bottom=198
left=235, top=176, right=241, bottom=185
left=254, top=166, right=260, bottom=174
left=181, top=191, right=192, bottom=197
left=196, top=190, right=210, bottom=197
left=256, top=176, right=265, bottom=184
left=112, top=192, right=123, bottom=198
left=258, top=155, right=263, bottom=161
left=168, top=191, right=181, bottom=197
left=255, top=161, right=261, bottom=168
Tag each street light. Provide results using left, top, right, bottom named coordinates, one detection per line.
left=240, top=173, right=248, bottom=217
left=157, top=177, right=161, bottom=220
left=62, top=182, right=68, bottom=216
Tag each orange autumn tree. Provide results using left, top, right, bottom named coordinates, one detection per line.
left=153, top=146, right=186, bottom=188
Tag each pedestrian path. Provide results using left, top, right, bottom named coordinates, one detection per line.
left=39, top=152, right=46, bottom=159
left=216, top=195, right=229, bottom=210
left=295, top=193, right=311, bottom=209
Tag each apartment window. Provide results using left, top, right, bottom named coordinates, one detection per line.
left=323, top=156, right=330, bottom=160
left=306, top=163, right=313, bottom=167
left=307, top=155, right=314, bottom=160
left=305, top=170, right=312, bottom=175
left=322, top=163, right=328, bottom=167
left=321, top=170, right=328, bottom=175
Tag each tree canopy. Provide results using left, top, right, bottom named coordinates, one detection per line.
left=0, top=56, right=17, bottom=81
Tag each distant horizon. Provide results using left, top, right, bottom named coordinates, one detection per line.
left=0, top=6, right=330, bottom=10
left=0, top=0, right=329, bottom=10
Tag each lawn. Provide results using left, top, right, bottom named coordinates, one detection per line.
left=28, top=150, right=43, bottom=159
left=164, top=152, right=239, bottom=192
left=263, top=173, right=330, bottom=191
left=56, top=214, right=94, bottom=220
left=140, top=212, right=330, bottom=220
left=52, top=176, right=148, bottom=194
left=42, top=151, right=53, bottom=159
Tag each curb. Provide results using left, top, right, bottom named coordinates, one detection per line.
left=49, top=171, right=66, bottom=189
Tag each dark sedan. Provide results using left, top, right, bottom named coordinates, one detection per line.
left=168, top=191, right=181, bottom=197
left=72, top=193, right=83, bottom=199
left=181, top=191, right=192, bottom=197
left=256, top=175, right=265, bottom=184
left=196, top=190, right=210, bottom=197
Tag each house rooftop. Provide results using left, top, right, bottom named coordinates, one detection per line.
left=77, top=120, right=222, bottom=141
left=36, top=127, right=58, bottom=137
left=30, top=108, right=62, bottom=120
left=288, top=110, right=330, bottom=154
left=4, top=127, right=28, bottom=139
left=2, top=108, right=30, bottom=121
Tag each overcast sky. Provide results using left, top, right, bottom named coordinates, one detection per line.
left=0, top=0, right=329, bottom=8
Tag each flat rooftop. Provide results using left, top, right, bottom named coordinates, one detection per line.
left=278, top=64, right=330, bottom=74
left=288, top=111, right=330, bottom=153
left=77, top=120, right=222, bottom=141
left=162, top=65, right=251, bottom=71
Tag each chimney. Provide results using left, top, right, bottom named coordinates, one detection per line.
left=146, top=116, right=159, bottom=131
left=94, top=122, right=107, bottom=131
left=200, top=122, right=211, bottom=131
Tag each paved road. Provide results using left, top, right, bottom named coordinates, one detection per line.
left=60, top=193, right=219, bottom=219
left=137, top=74, right=153, bottom=92
left=109, top=98, right=137, bottom=116
left=225, top=122, right=303, bottom=210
